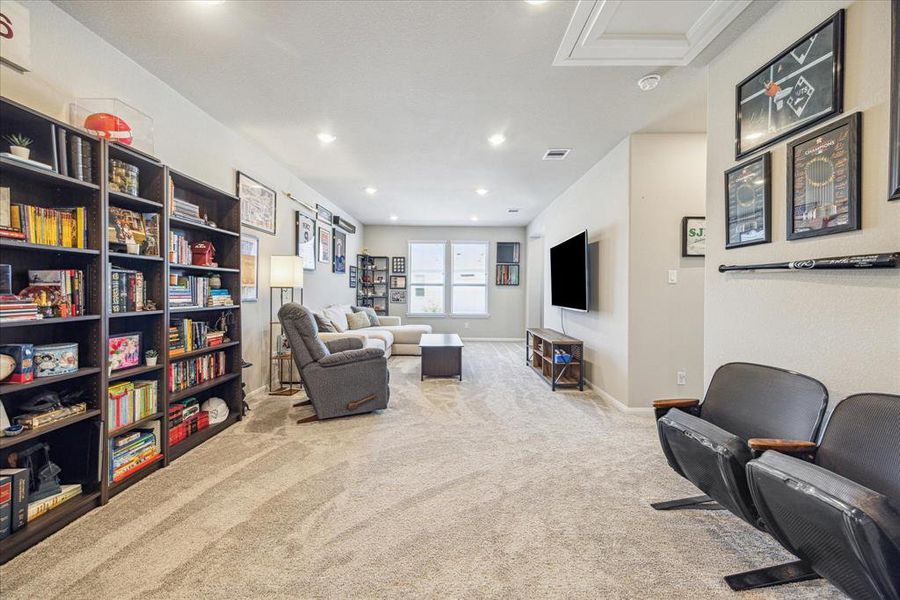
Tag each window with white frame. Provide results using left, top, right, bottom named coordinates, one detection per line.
left=451, top=241, right=488, bottom=316
left=408, top=241, right=446, bottom=315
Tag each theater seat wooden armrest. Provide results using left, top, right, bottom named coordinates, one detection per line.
left=747, top=438, right=818, bottom=453
left=652, top=398, right=700, bottom=409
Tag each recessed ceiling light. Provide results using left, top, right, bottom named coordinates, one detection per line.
left=470, top=216, right=479, bottom=222
left=389, top=215, right=398, bottom=221
left=488, top=133, right=506, bottom=146
left=317, top=132, right=337, bottom=144
left=637, top=74, right=661, bottom=91
left=365, top=187, right=377, bottom=195
left=476, top=187, right=488, bottom=196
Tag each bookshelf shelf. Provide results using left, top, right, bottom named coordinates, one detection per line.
left=109, top=310, right=164, bottom=319
left=169, top=215, right=240, bottom=237
left=0, top=155, right=101, bottom=190
left=167, top=372, right=240, bottom=403
left=109, top=412, right=165, bottom=437
left=169, top=340, right=240, bottom=361
left=169, top=413, right=239, bottom=461
left=0, top=314, right=101, bottom=328
left=109, top=453, right=163, bottom=492
left=0, top=409, right=102, bottom=450
left=168, top=263, right=240, bottom=274
left=0, top=239, right=100, bottom=255
left=108, top=364, right=164, bottom=382
left=108, top=250, right=164, bottom=262
left=0, top=367, right=102, bottom=396
left=169, top=304, right=239, bottom=314
left=108, top=189, right=164, bottom=211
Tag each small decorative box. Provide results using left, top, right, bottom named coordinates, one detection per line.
left=32, top=343, right=78, bottom=377
left=0, top=344, right=34, bottom=383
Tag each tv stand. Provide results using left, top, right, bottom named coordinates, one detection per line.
left=526, top=328, right=584, bottom=391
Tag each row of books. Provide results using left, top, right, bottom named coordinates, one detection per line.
left=168, top=230, right=193, bottom=265
left=3, top=204, right=87, bottom=248
left=108, top=380, right=158, bottom=431
left=110, top=267, right=148, bottom=313
left=169, top=318, right=226, bottom=357
left=168, top=274, right=234, bottom=308
left=0, top=295, right=40, bottom=322
left=23, top=268, right=87, bottom=318
left=168, top=398, right=210, bottom=447
left=168, top=351, right=226, bottom=393
left=0, top=467, right=83, bottom=540
left=110, top=426, right=161, bottom=483
left=58, top=130, right=95, bottom=183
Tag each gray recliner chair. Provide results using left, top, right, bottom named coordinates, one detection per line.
left=278, top=303, right=390, bottom=421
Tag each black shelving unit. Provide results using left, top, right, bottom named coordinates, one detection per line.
left=356, top=254, right=389, bottom=316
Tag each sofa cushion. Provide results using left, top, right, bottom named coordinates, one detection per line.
left=347, top=311, right=370, bottom=330
left=363, top=328, right=394, bottom=349
left=370, top=324, right=432, bottom=345
left=352, top=305, right=381, bottom=327
left=313, top=312, right=337, bottom=333
left=322, top=305, right=351, bottom=332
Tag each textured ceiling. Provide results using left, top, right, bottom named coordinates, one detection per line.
left=55, top=0, right=767, bottom=226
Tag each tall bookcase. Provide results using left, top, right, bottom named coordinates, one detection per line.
left=0, top=97, right=242, bottom=563
left=356, top=254, right=389, bottom=315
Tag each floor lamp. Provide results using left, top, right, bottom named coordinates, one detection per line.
left=270, top=255, right=303, bottom=396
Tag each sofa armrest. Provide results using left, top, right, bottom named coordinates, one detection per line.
left=324, top=337, right=364, bottom=353
left=652, top=398, right=700, bottom=420
left=319, top=331, right=368, bottom=344
left=377, top=316, right=401, bottom=326
left=319, top=347, right=384, bottom=367
left=748, top=438, right=818, bottom=460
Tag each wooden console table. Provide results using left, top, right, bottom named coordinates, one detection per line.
left=526, top=328, right=584, bottom=391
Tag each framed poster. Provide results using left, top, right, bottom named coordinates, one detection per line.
left=681, top=217, right=706, bottom=257
left=390, top=275, right=407, bottom=289
left=332, top=229, right=346, bottom=273
left=317, top=224, right=332, bottom=264
left=237, top=171, right=276, bottom=235
left=240, top=234, right=259, bottom=302
left=316, top=204, right=333, bottom=224
left=295, top=211, right=316, bottom=271
left=391, top=256, right=406, bottom=274
left=724, top=153, right=772, bottom=249
left=0, top=1, right=32, bottom=72
left=108, top=332, right=141, bottom=372
left=735, top=10, right=844, bottom=159
left=349, top=266, right=357, bottom=288
left=390, top=290, right=407, bottom=304
left=890, top=0, right=900, bottom=200
left=787, top=112, right=861, bottom=240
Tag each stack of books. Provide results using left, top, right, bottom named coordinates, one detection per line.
left=109, top=428, right=161, bottom=483
left=168, top=273, right=210, bottom=308
left=207, top=288, right=233, bottom=307
left=170, top=197, right=203, bottom=224
left=24, top=269, right=86, bottom=318
left=7, top=204, right=87, bottom=248
left=27, top=484, right=82, bottom=523
left=168, top=398, right=210, bottom=447
left=0, top=295, right=41, bottom=323
left=168, top=350, right=226, bottom=392
left=169, top=319, right=226, bottom=356
left=108, top=380, right=158, bottom=430
left=109, top=267, right=147, bottom=313
left=168, top=230, right=192, bottom=264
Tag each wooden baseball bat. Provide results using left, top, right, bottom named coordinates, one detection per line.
left=719, top=252, right=899, bottom=272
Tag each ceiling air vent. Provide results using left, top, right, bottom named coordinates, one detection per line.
left=507, top=208, right=520, bottom=214
left=542, top=148, right=571, bottom=161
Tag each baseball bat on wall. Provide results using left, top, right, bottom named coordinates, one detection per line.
left=718, top=252, right=899, bottom=273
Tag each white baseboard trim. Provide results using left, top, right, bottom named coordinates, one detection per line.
left=584, top=379, right=654, bottom=415
left=246, top=385, right=267, bottom=401
left=461, top=337, right=526, bottom=342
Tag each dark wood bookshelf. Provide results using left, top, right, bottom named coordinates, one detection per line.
left=0, top=491, right=101, bottom=564
left=169, top=413, right=239, bottom=461
left=0, top=239, right=100, bottom=255
left=168, top=372, right=240, bottom=403
left=108, top=250, right=164, bottom=262
left=169, top=340, right=240, bottom=361
left=108, top=412, right=165, bottom=437
left=108, top=363, right=164, bottom=382
left=0, top=367, right=103, bottom=395
left=169, top=304, right=239, bottom=314
left=168, top=263, right=240, bottom=274
left=0, top=155, right=101, bottom=190
left=0, top=314, right=101, bottom=328
left=356, top=254, right=390, bottom=316
left=0, top=409, right=103, bottom=451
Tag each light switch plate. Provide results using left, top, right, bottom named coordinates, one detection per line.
left=667, top=270, right=678, bottom=284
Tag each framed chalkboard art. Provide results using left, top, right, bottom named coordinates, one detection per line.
left=735, top=10, right=844, bottom=159
left=725, top=153, right=771, bottom=249
left=890, top=0, right=900, bottom=200
left=786, top=113, right=861, bottom=240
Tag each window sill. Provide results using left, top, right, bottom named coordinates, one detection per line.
left=450, top=314, right=490, bottom=319
left=407, top=313, right=447, bottom=318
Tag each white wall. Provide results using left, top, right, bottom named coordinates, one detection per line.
left=628, top=134, right=706, bottom=405
left=0, top=1, right=362, bottom=393
left=362, top=225, right=526, bottom=339
left=705, top=0, right=900, bottom=403
left=527, top=137, right=632, bottom=403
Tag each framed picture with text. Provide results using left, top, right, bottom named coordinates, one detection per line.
left=724, top=152, right=771, bottom=249
left=681, top=216, right=706, bottom=257
left=332, top=229, right=346, bottom=273
left=237, top=171, right=277, bottom=235
left=390, top=275, right=407, bottom=289
left=295, top=211, right=316, bottom=271
left=787, top=112, right=861, bottom=240
left=735, top=10, right=844, bottom=159
left=317, top=224, right=332, bottom=264
left=240, top=234, right=259, bottom=302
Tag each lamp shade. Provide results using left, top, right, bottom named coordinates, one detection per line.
left=270, top=255, right=304, bottom=288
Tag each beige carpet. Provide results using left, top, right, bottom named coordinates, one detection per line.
left=0, top=342, right=845, bottom=599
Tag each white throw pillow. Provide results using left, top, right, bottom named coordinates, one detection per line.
left=322, top=305, right=350, bottom=332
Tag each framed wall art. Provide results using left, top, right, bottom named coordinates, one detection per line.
left=390, top=290, right=407, bottom=304
left=240, top=234, right=259, bottom=302
left=496, top=264, right=519, bottom=286
left=317, top=224, right=332, bottom=264
left=237, top=171, right=277, bottom=235
left=349, top=266, right=357, bottom=288
left=332, top=228, right=346, bottom=273
left=108, top=332, right=141, bottom=372
left=681, top=216, right=706, bottom=257
left=787, top=112, right=861, bottom=240
left=316, top=204, right=333, bottom=225
left=890, top=0, right=900, bottom=200
left=735, top=10, right=844, bottom=159
left=390, top=275, right=407, bottom=289
left=391, top=256, right=406, bottom=274
left=724, top=152, right=771, bottom=249
left=295, top=210, right=316, bottom=271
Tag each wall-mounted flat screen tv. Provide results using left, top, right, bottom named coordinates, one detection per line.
left=550, top=230, right=589, bottom=312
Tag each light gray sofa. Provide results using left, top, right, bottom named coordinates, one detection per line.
left=314, top=304, right=432, bottom=358
left=278, top=303, right=389, bottom=420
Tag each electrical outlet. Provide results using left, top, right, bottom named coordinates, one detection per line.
left=464, top=322, right=469, bottom=329
left=677, top=370, right=687, bottom=386
left=667, top=270, right=678, bottom=284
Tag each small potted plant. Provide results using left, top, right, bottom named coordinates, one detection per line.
left=4, top=133, right=33, bottom=160
left=145, top=349, right=158, bottom=366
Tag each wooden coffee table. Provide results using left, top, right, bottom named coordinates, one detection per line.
left=419, top=333, right=464, bottom=381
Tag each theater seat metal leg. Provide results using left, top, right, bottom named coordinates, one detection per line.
left=724, top=560, right=820, bottom=591
left=650, top=495, right=725, bottom=511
